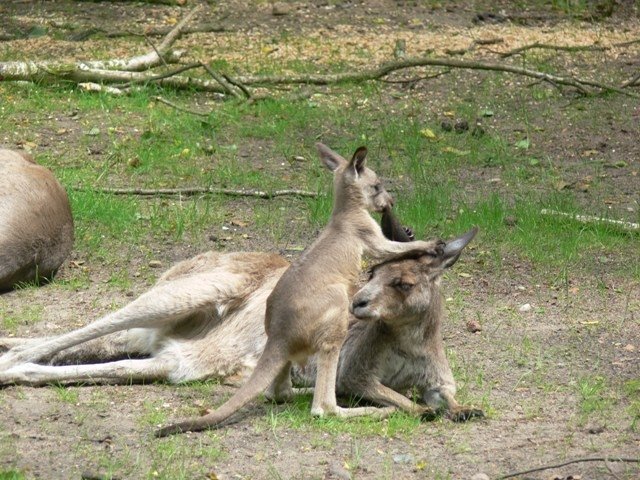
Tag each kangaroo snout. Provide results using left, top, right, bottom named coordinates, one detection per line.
left=350, top=296, right=369, bottom=314
left=351, top=293, right=377, bottom=320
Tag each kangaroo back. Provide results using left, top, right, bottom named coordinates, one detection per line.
left=155, top=342, right=288, bottom=437
left=0, top=149, right=74, bottom=290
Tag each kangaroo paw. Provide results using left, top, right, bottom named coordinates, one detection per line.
left=448, top=407, right=485, bottom=422
left=419, top=407, right=439, bottom=422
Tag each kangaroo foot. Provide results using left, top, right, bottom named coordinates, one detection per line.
left=448, top=406, right=485, bottom=422
left=419, top=407, right=439, bottom=422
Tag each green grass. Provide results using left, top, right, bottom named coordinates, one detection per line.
left=262, top=394, right=423, bottom=438
left=624, top=379, right=640, bottom=431
left=576, top=375, right=613, bottom=418
left=0, top=471, right=25, bottom=480
left=1, top=78, right=637, bottom=280
left=0, top=304, right=44, bottom=334
left=53, top=384, right=80, bottom=404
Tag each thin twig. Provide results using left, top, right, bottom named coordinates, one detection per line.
left=541, top=209, right=639, bottom=231
left=497, top=456, right=640, bottom=480
left=74, top=187, right=319, bottom=199
left=621, top=72, right=640, bottom=88
left=115, top=62, right=203, bottom=89
left=613, top=38, right=640, bottom=48
left=379, top=69, right=451, bottom=84
left=157, top=5, right=203, bottom=54
left=248, top=89, right=313, bottom=104
left=605, top=458, right=623, bottom=480
left=199, top=62, right=241, bottom=98
left=154, top=96, right=210, bottom=119
left=102, top=18, right=230, bottom=39
left=222, top=73, right=252, bottom=99
left=144, top=36, right=168, bottom=68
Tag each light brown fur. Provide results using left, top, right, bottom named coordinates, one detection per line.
left=0, top=149, right=74, bottom=290
left=155, top=143, right=444, bottom=436
left=0, top=230, right=482, bottom=424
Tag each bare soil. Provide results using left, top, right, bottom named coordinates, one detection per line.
left=0, top=1, right=638, bottom=479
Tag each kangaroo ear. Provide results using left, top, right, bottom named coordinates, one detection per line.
left=348, top=146, right=367, bottom=175
left=440, top=227, right=478, bottom=269
left=316, top=143, right=346, bottom=172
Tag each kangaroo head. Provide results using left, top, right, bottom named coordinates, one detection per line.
left=350, top=227, right=478, bottom=324
left=316, top=143, right=394, bottom=213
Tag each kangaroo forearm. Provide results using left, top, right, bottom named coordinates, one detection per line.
left=366, top=239, right=440, bottom=261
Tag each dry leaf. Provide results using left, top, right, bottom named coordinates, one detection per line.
left=441, top=146, right=470, bottom=156
left=420, top=128, right=437, bottom=140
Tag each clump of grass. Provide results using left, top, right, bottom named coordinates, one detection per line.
left=576, top=375, right=613, bottom=418
left=151, top=432, right=224, bottom=479
left=0, top=304, right=44, bottom=334
left=263, top=394, right=422, bottom=438
left=624, top=379, right=640, bottom=431
left=0, top=471, right=25, bottom=480
left=53, top=384, right=80, bottom=404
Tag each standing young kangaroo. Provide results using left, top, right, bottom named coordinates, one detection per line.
left=156, top=143, right=442, bottom=436
left=0, top=149, right=74, bottom=291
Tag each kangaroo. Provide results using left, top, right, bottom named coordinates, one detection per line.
left=155, top=143, right=444, bottom=436
left=0, top=223, right=483, bottom=423
left=297, top=226, right=484, bottom=422
left=0, top=148, right=74, bottom=291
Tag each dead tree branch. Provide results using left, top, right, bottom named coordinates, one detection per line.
left=0, top=5, right=199, bottom=80
left=540, top=209, right=639, bottom=231
left=0, top=4, right=636, bottom=100
left=233, top=56, right=636, bottom=97
left=500, top=41, right=610, bottom=58
left=497, top=456, right=640, bottom=480
left=75, top=187, right=319, bottom=199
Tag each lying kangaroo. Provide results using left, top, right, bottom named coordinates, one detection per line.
left=0, top=148, right=74, bottom=291
left=0, top=221, right=482, bottom=423
left=155, top=144, right=446, bottom=436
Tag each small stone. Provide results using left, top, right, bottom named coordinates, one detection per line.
left=466, top=319, right=482, bottom=333
left=149, top=260, right=162, bottom=268
left=454, top=119, right=469, bottom=133
left=393, top=453, right=414, bottom=464
left=504, top=216, right=518, bottom=227
left=326, top=461, right=350, bottom=480
left=519, top=303, right=532, bottom=313
left=440, top=120, right=453, bottom=132
left=272, top=2, right=291, bottom=15
left=471, top=474, right=490, bottom=480
left=127, top=157, right=140, bottom=168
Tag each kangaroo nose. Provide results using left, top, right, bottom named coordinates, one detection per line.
left=350, top=297, right=368, bottom=314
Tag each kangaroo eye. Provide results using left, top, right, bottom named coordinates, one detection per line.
left=373, top=183, right=381, bottom=193
left=392, top=279, right=414, bottom=292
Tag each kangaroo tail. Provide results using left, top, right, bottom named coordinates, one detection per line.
left=155, top=343, right=288, bottom=437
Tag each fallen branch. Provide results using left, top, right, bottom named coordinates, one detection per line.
left=0, top=5, right=199, bottom=79
left=97, top=22, right=228, bottom=40
left=497, top=456, right=640, bottom=480
left=233, top=56, right=636, bottom=97
left=500, top=41, right=610, bottom=58
left=74, top=187, right=319, bottom=199
left=541, top=209, right=639, bottom=231
left=621, top=72, right=640, bottom=88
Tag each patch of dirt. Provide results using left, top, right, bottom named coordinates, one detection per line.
left=0, top=1, right=639, bottom=479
